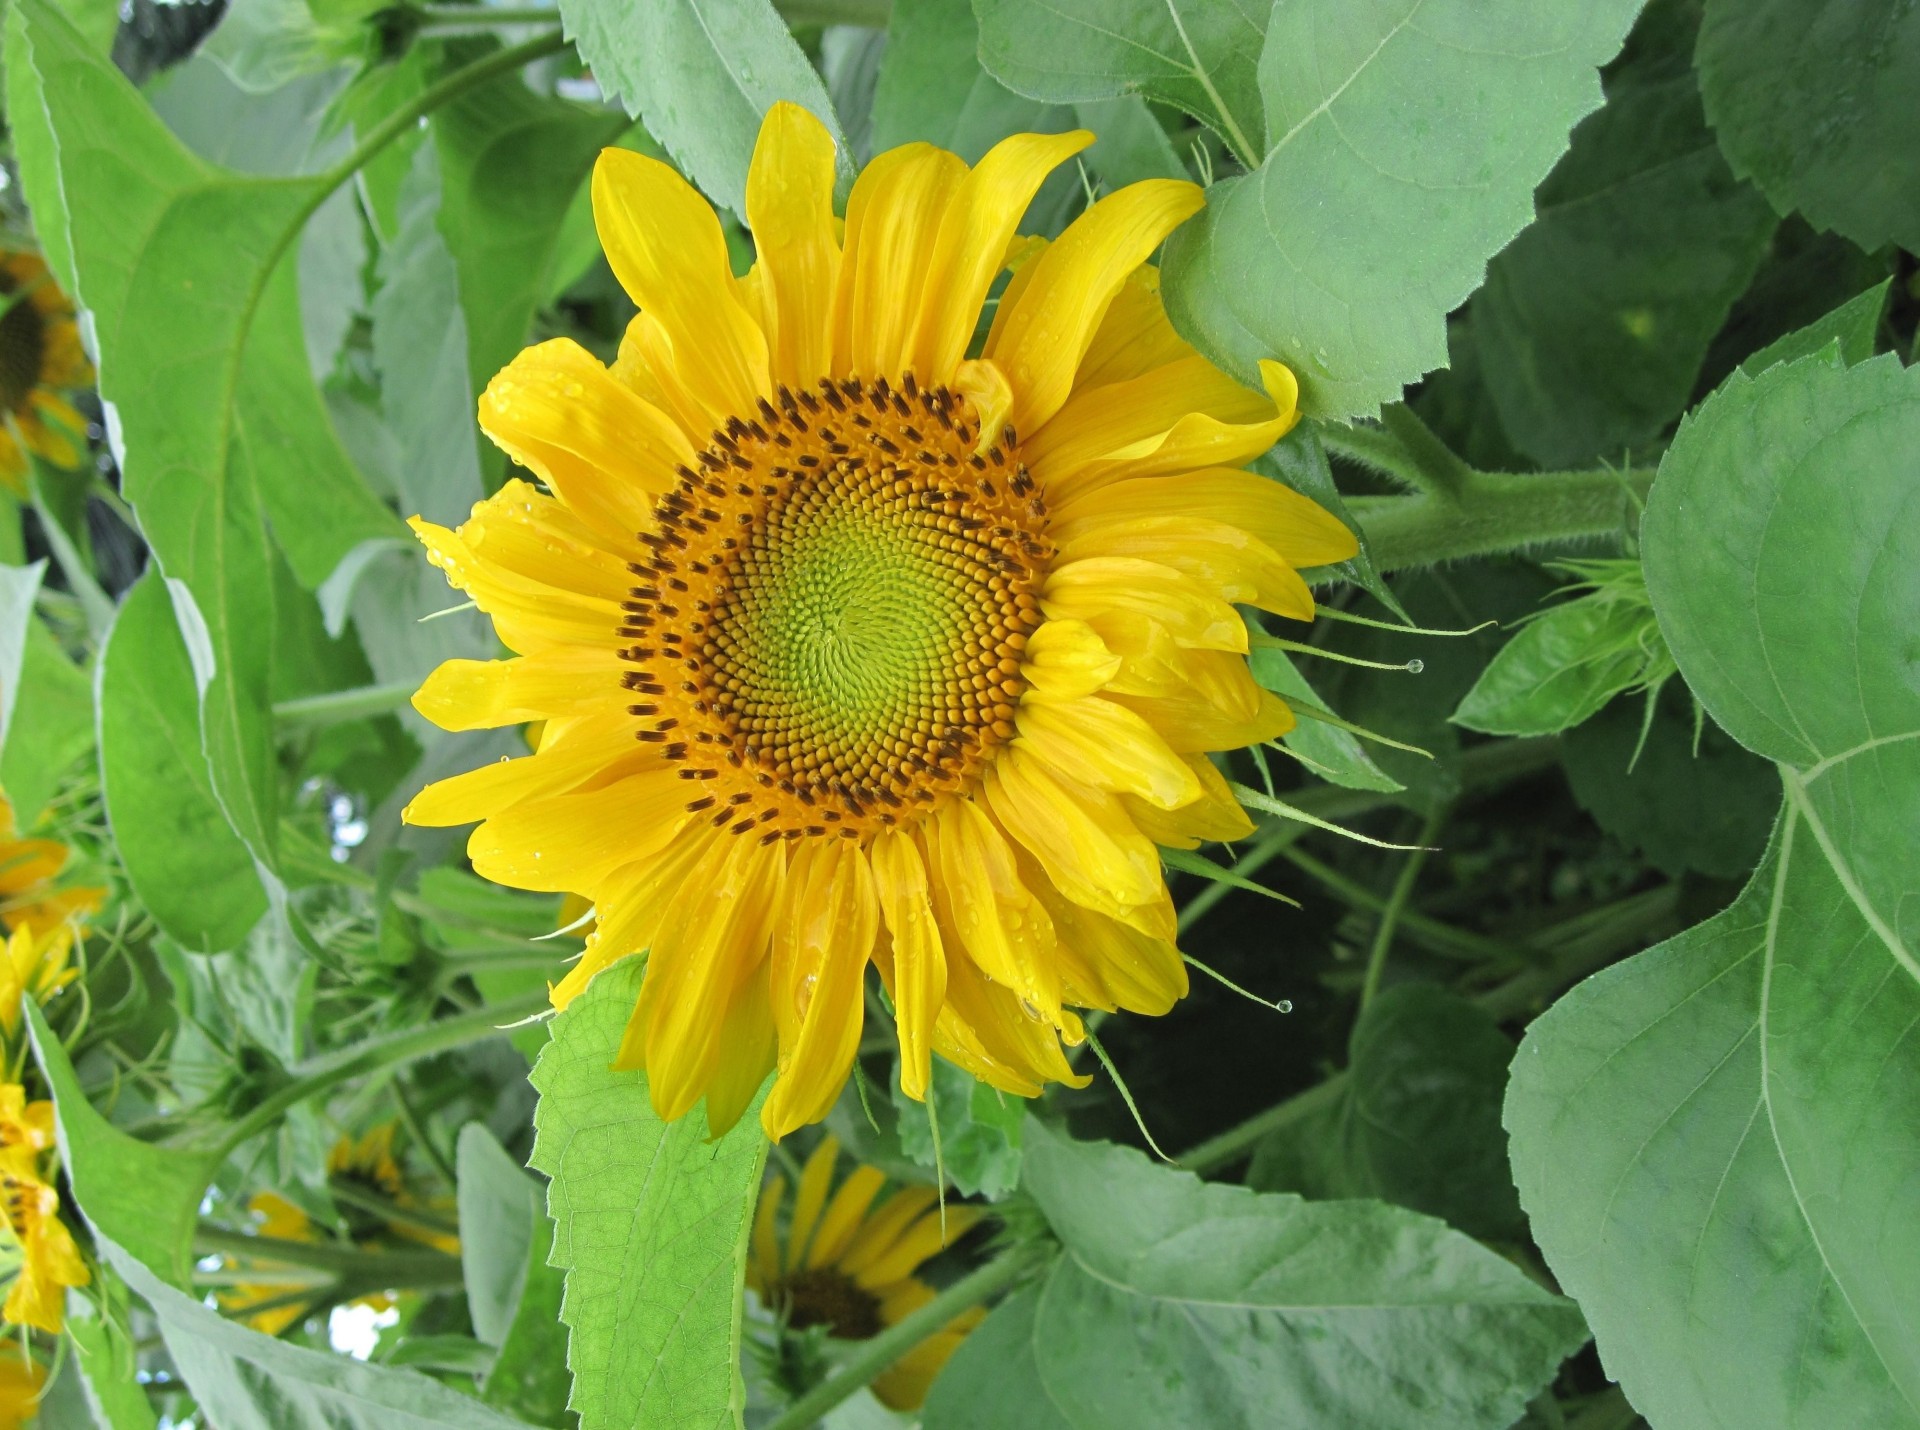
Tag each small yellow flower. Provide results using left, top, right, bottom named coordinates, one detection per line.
left=0, top=792, right=104, bottom=945
left=0, top=924, right=78, bottom=1041
left=0, top=1088, right=88, bottom=1334
left=749, top=1136, right=984, bottom=1411
left=0, top=1343, right=45, bottom=1430
left=0, top=250, right=91, bottom=495
left=404, top=103, right=1358, bottom=1139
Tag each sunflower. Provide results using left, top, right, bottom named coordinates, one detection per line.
left=404, top=103, right=1357, bottom=1138
left=0, top=250, right=91, bottom=495
left=0, top=1084, right=88, bottom=1335
left=749, top=1135, right=984, bottom=1410
left=0, top=791, right=104, bottom=942
left=0, top=1343, right=44, bottom=1430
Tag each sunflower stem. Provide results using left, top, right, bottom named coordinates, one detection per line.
left=764, top=1244, right=1044, bottom=1430
left=211, top=988, right=550, bottom=1161
left=192, top=1224, right=460, bottom=1281
left=1358, top=807, right=1445, bottom=1010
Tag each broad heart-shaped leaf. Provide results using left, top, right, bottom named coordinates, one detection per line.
left=103, top=1245, right=541, bottom=1430
left=1697, top=0, right=1920, bottom=255
left=1473, top=0, right=1777, bottom=468
left=1739, top=278, right=1890, bottom=380
left=1161, top=0, right=1644, bottom=420
left=1249, top=985, right=1524, bottom=1242
left=972, top=0, right=1269, bottom=167
left=921, top=1286, right=1074, bottom=1430
left=1012, top=1121, right=1587, bottom=1429
left=1507, top=350, right=1920, bottom=1428
left=10, top=0, right=399, bottom=879
left=529, top=958, right=770, bottom=1430
left=25, top=1001, right=214, bottom=1289
left=553, top=0, right=847, bottom=217
left=99, top=571, right=266, bottom=952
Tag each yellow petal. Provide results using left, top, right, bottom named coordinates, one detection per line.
left=1042, top=556, right=1247, bottom=652
left=746, top=102, right=842, bottom=389
left=478, top=339, right=689, bottom=544
left=1015, top=695, right=1201, bottom=809
left=1123, top=753, right=1254, bottom=848
left=806, top=1164, right=887, bottom=1269
left=702, top=971, right=776, bottom=1137
left=551, top=835, right=715, bottom=1009
left=1073, top=265, right=1190, bottom=388
left=404, top=712, right=649, bottom=827
left=832, top=144, right=968, bottom=380
left=467, top=770, right=691, bottom=892
left=981, top=747, right=1171, bottom=936
left=593, top=147, right=770, bottom=428
left=1110, top=679, right=1296, bottom=754
left=923, top=799, right=1062, bottom=1024
left=953, top=357, right=1014, bottom=454
left=868, top=830, right=947, bottom=1102
left=748, top=1173, right=786, bottom=1295
left=411, top=645, right=624, bottom=731
left=1056, top=466, right=1357, bottom=569
left=763, top=840, right=879, bottom=1138
left=908, top=130, right=1093, bottom=383
left=851, top=1206, right=984, bottom=1290
left=1055, top=514, right=1316, bottom=620
left=837, top=1185, right=936, bottom=1275
left=1038, top=885, right=1188, bottom=1016
left=986, top=178, right=1204, bottom=438
left=644, top=832, right=785, bottom=1122
left=1019, top=618, right=1121, bottom=702
left=786, top=1134, right=841, bottom=1273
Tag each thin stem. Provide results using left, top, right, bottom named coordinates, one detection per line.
left=1358, top=808, right=1445, bottom=1010
left=273, top=680, right=417, bottom=727
left=390, top=1076, right=459, bottom=1188
left=764, top=1247, right=1042, bottom=1430
left=193, top=1224, right=459, bottom=1281
left=1177, top=1072, right=1349, bottom=1175
left=417, top=4, right=562, bottom=26
left=325, top=1180, right=460, bottom=1241
left=212, top=989, right=550, bottom=1161
left=1378, top=403, right=1474, bottom=499
left=1275, top=845, right=1532, bottom=966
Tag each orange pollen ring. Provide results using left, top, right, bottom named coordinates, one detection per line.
left=618, top=374, right=1051, bottom=844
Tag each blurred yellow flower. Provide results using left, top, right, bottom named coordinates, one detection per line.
left=749, top=1135, right=984, bottom=1410
left=0, top=1343, right=45, bottom=1429
left=0, top=250, right=91, bottom=494
left=0, top=792, right=104, bottom=945
left=0, top=1084, right=88, bottom=1335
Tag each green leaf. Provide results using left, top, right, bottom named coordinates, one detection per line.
left=1560, top=684, right=1775, bottom=880
left=63, top=1263, right=160, bottom=1430
left=1247, top=985, right=1525, bottom=1242
left=26, top=1001, right=215, bottom=1289
left=0, top=560, right=46, bottom=754
left=872, top=0, right=1068, bottom=161
left=10, top=0, right=399, bottom=886
left=1697, top=0, right=1920, bottom=254
left=481, top=1210, right=571, bottom=1426
left=1451, top=598, right=1652, bottom=737
left=892, top=1055, right=1025, bottom=1199
left=104, top=1244, right=540, bottom=1430
left=458, top=1122, right=540, bottom=1348
left=973, top=0, right=1268, bottom=167
left=1473, top=0, right=1779, bottom=467
left=1248, top=646, right=1401, bottom=793
left=1014, top=1121, right=1587, bottom=1428
left=99, top=572, right=267, bottom=952
left=1507, top=349, right=1920, bottom=1427
left=920, top=1286, right=1074, bottom=1430
left=1161, top=0, right=1645, bottom=419
left=528, top=958, right=770, bottom=1430
left=1739, top=278, right=1890, bottom=378
left=553, top=0, right=848, bottom=216
left=0, top=607, right=92, bottom=820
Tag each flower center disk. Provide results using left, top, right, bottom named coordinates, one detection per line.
left=0, top=274, right=47, bottom=415
left=622, top=376, right=1050, bottom=842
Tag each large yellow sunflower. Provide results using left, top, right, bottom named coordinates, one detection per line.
left=0, top=250, right=91, bottom=495
left=405, top=103, right=1357, bottom=1138
left=749, top=1135, right=984, bottom=1411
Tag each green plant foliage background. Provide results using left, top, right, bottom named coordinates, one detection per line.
left=0, top=0, right=1912, bottom=1425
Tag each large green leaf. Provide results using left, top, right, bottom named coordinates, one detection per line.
left=458, top=1122, right=541, bottom=1348
left=0, top=561, right=45, bottom=757
left=26, top=1001, right=214, bottom=1288
left=1249, top=985, right=1524, bottom=1242
left=1001, top=1121, right=1586, bottom=1429
left=552, top=0, right=847, bottom=216
left=1473, top=0, right=1777, bottom=467
left=0, top=602, right=92, bottom=820
left=972, top=0, right=1268, bottom=166
left=9, top=0, right=399, bottom=884
left=62, top=1265, right=160, bottom=1430
left=921, top=1286, right=1074, bottom=1430
left=528, top=958, right=770, bottom=1430
left=872, top=0, right=1068, bottom=161
left=1506, top=350, right=1920, bottom=1427
left=1161, top=0, right=1644, bottom=419
left=98, top=572, right=266, bottom=953
left=1696, top=0, right=1920, bottom=254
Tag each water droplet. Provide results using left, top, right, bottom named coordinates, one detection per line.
left=1276, top=999, right=1293, bottom=1014
left=1019, top=998, right=1042, bottom=1021
left=796, top=973, right=817, bottom=1017
left=1405, top=659, right=1425, bottom=675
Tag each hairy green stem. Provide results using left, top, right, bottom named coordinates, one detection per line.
left=1344, top=467, right=1651, bottom=577
left=273, top=680, right=418, bottom=727
left=1377, top=404, right=1473, bottom=498
left=764, top=1247, right=1041, bottom=1430
left=213, top=989, right=549, bottom=1160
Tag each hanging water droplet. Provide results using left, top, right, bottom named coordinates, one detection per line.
left=1276, top=999, right=1293, bottom=1014
left=796, top=972, right=818, bottom=1017
left=1019, top=998, right=1042, bottom=1021
left=1405, top=658, right=1425, bottom=675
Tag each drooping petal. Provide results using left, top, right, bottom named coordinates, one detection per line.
left=868, top=829, right=947, bottom=1102
left=701, top=971, right=777, bottom=1136
left=404, top=712, right=653, bottom=827
left=1023, top=354, right=1273, bottom=488
left=1110, top=677, right=1296, bottom=754
left=1123, top=754, right=1254, bottom=849
left=1055, top=467, right=1358, bottom=569
left=985, top=179, right=1204, bottom=438
left=593, top=148, right=771, bottom=426
left=411, top=645, right=624, bottom=731
left=1055, top=514, right=1316, bottom=619
left=467, top=769, right=692, bottom=893
left=1014, top=694, right=1202, bottom=809
left=477, top=339, right=689, bottom=543
left=922, top=799, right=1062, bottom=1025
left=746, top=102, right=842, bottom=389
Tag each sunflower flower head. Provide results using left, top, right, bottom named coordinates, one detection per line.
left=405, top=103, right=1358, bottom=1139
left=0, top=251, right=91, bottom=494
left=748, top=1135, right=983, bottom=1410
left=0, top=1083, right=88, bottom=1335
